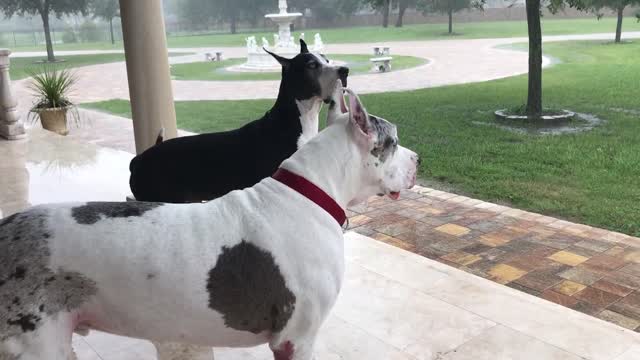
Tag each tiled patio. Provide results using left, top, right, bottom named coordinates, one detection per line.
left=70, top=232, right=640, bottom=360
left=2, top=129, right=640, bottom=360
left=347, top=188, right=640, bottom=331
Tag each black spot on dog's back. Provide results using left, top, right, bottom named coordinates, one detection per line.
left=7, top=313, right=40, bottom=332
left=0, top=208, right=97, bottom=339
left=207, top=241, right=296, bottom=334
left=71, top=201, right=164, bottom=225
left=9, top=266, right=26, bottom=280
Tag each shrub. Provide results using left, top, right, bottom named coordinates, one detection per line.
left=62, top=28, right=77, bottom=44
left=79, top=20, right=102, bottom=42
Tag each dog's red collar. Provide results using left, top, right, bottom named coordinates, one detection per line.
left=272, top=168, right=347, bottom=227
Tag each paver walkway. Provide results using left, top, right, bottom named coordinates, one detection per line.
left=11, top=32, right=640, bottom=103
left=347, top=187, right=640, bottom=331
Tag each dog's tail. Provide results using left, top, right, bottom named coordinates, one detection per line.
left=155, top=128, right=165, bottom=145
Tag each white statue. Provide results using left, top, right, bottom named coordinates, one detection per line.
left=246, top=36, right=257, bottom=53
left=313, top=33, right=323, bottom=51
left=274, top=34, right=280, bottom=47
left=278, top=0, right=287, bottom=13
left=262, top=37, right=270, bottom=49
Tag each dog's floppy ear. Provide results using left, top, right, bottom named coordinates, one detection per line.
left=300, top=39, right=309, bottom=54
left=264, top=48, right=291, bottom=68
left=345, top=89, right=371, bottom=137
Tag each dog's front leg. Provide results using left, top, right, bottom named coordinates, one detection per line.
left=153, top=342, right=214, bottom=360
left=269, top=325, right=321, bottom=360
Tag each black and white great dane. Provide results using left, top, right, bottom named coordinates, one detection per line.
left=129, top=39, right=349, bottom=203
left=0, top=85, right=419, bottom=359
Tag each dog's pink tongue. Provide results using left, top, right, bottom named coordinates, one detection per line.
left=388, top=192, right=401, bottom=200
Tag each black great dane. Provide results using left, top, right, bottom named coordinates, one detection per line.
left=129, top=39, right=349, bottom=203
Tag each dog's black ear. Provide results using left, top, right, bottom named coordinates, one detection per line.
left=300, top=39, right=309, bottom=54
left=264, top=48, right=290, bottom=68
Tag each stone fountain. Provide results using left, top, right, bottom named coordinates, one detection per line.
left=234, top=0, right=325, bottom=71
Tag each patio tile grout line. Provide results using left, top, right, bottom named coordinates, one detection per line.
left=347, top=236, right=640, bottom=359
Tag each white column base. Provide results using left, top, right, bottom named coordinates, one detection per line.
left=0, top=122, right=27, bottom=140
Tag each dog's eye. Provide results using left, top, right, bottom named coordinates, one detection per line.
left=307, top=61, right=318, bottom=69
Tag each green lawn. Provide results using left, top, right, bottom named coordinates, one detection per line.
left=170, top=54, right=426, bottom=81
left=11, top=17, right=640, bottom=52
left=82, top=40, right=640, bottom=236
left=9, top=52, right=189, bottom=80
left=9, top=53, right=127, bottom=80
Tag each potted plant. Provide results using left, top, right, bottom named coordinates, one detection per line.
left=28, top=66, right=79, bottom=136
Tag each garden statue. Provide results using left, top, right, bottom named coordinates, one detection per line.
left=246, top=36, right=258, bottom=53
left=313, top=33, right=324, bottom=52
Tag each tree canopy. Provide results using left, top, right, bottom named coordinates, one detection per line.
left=90, top=0, right=119, bottom=44
left=0, top=0, right=90, bottom=61
left=418, top=0, right=485, bottom=33
left=565, top=0, right=640, bottom=42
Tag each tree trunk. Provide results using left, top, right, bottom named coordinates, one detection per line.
left=525, top=0, right=542, bottom=116
left=109, top=18, right=115, bottom=44
left=230, top=15, right=237, bottom=34
left=40, top=9, right=56, bottom=62
left=448, top=7, right=453, bottom=34
left=382, top=0, right=390, bottom=28
left=615, top=6, right=624, bottom=43
left=395, top=0, right=408, bottom=27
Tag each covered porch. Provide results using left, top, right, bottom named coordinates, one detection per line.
left=0, top=0, right=639, bottom=358
left=0, top=129, right=638, bottom=359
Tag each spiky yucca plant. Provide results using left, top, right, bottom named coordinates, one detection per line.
left=28, top=66, right=76, bottom=109
left=28, top=66, right=80, bottom=126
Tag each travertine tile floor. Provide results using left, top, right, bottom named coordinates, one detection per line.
left=72, top=233, right=640, bottom=360
left=2, top=129, right=640, bottom=359
left=346, top=188, right=640, bottom=332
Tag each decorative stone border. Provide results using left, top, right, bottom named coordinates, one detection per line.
left=494, top=109, right=576, bottom=122
left=410, top=184, right=640, bottom=248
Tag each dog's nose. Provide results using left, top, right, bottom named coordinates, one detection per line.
left=338, top=67, right=349, bottom=87
left=414, top=155, right=421, bottom=166
left=338, top=66, right=349, bottom=80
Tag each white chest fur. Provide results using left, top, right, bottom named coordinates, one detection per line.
left=295, top=99, right=323, bottom=149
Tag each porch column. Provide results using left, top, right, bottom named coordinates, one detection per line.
left=119, top=0, right=177, bottom=154
left=0, top=49, right=26, bottom=140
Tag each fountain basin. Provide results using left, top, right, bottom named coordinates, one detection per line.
left=265, top=12, right=302, bottom=22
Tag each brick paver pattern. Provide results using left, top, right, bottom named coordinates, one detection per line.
left=348, top=186, right=640, bottom=332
